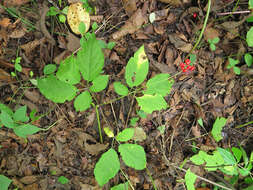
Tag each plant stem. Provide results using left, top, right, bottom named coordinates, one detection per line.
left=146, top=168, right=157, bottom=190
left=235, top=121, right=253, bottom=128
left=95, top=105, right=103, bottom=144
left=186, top=0, right=211, bottom=59
left=120, top=168, right=135, bottom=190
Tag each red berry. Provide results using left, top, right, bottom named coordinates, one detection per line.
left=193, top=13, right=197, bottom=18
left=185, top=59, right=191, bottom=65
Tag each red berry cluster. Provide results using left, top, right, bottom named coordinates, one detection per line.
left=180, top=59, right=195, bottom=73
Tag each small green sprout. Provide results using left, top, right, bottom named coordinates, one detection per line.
left=207, top=37, right=220, bottom=51
left=227, top=58, right=240, bottom=75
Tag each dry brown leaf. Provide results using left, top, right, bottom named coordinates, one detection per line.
left=132, top=127, right=146, bottom=142
left=67, top=2, right=90, bottom=34
left=0, top=18, right=12, bottom=28
left=4, top=0, right=31, bottom=7
left=19, top=175, right=38, bottom=185
left=76, top=131, right=108, bottom=155
left=157, top=0, right=182, bottom=6
left=122, top=0, right=137, bottom=16
left=0, top=68, right=14, bottom=86
left=168, top=33, right=192, bottom=52
left=112, top=9, right=146, bottom=40
left=204, top=27, right=220, bottom=41
left=192, top=125, right=201, bottom=138
left=20, top=38, right=45, bottom=55
left=9, top=27, right=27, bottom=38
left=67, top=31, right=80, bottom=52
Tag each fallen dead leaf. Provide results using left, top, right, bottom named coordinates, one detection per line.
left=0, top=18, right=12, bottom=28
left=204, top=26, right=220, bottom=41
left=157, top=0, right=182, bottom=6
left=132, top=127, right=146, bottom=142
left=19, top=175, right=38, bottom=185
left=112, top=9, right=146, bottom=40
left=67, top=31, right=80, bottom=52
left=76, top=131, right=108, bottom=155
left=20, top=38, right=45, bottom=55
left=4, top=0, right=31, bottom=7
left=122, top=0, right=137, bottom=16
left=9, top=27, right=27, bottom=39
left=168, top=33, right=192, bottom=52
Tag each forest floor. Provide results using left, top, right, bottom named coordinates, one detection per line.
left=0, top=0, right=253, bottom=190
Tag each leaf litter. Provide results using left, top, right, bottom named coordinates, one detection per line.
left=0, top=0, right=253, bottom=189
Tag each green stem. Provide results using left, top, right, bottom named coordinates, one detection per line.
left=146, top=168, right=157, bottom=190
left=95, top=105, right=103, bottom=144
left=235, top=121, right=253, bottom=129
left=186, top=0, right=212, bottom=59
left=119, top=168, right=135, bottom=190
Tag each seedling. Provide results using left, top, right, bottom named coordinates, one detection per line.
left=227, top=58, right=240, bottom=75
left=11, top=56, right=22, bottom=77
left=94, top=127, right=146, bottom=189
left=58, top=176, right=69, bottom=184
left=246, top=27, right=253, bottom=47
left=47, top=6, right=68, bottom=23
left=207, top=37, right=220, bottom=51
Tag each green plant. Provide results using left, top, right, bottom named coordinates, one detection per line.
left=244, top=53, right=253, bottom=67
left=0, top=104, right=43, bottom=138
left=0, top=175, right=12, bottom=190
left=184, top=117, right=253, bottom=190
left=47, top=6, right=68, bottom=23
left=246, top=27, right=253, bottom=47
left=58, top=176, right=69, bottom=184
left=207, top=37, right=220, bottom=51
left=94, top=127, right=146, bottom=189
left=227, top=58, right=240, bottom=75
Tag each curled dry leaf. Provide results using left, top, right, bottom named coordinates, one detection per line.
left=122, top=0, right=137, bottom=16
left=67, top=3, right=90, bottom=35
left=0, top=18, right=12, bottom=28
left=4, top=0, right=31, bottom=7
left=157, top=0, right=182, bottom=6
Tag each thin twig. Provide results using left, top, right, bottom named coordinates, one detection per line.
left=216, top=10, right=251, bottom=16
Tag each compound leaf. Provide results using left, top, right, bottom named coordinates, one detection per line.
left=125, top=45, right=149, bottom=87
left=13, top=124, right=42, bottom=138
left=38, top=75, right=77, bottom=103
left=211, top=117, right=227, bottom=142
left=0, top=175, right=12, bottom=190
left=90, top=75, right=109, bottom=92
left=185, top=169, right=197, bottom=190
left=77, top=33, right=104, bottom=81
left=74, top=91, right=92, bottom=112
left=13, top=106, right=29, bottom=122
left=113, top=82, right=129, bottom=96
left=232, top=147, right=242, bottom=163
left=136, top=94, right=167, bottom=114
left=145, top=73, right=174, bottom=96
left=116, top=128, right=134, bottom=142
left=94, top=148, right=120, bottom=186
left=118, top=144, right=146, bottom=170
left=56, top=55, right=81, bottom=85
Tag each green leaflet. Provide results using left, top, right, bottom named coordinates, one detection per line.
left=247, top=27, right=253, bottom=47
left=38, top=75, right=77, bottom=103
left=0, top=111, right=15, bottom=128
left=116, top=128, right=134, bottom=142
left=56, top=55, right=81, bottom=85
left=43, top=64, right=57, bottom=75
left=185, top=169, right=197, bottom=190
left=13, top=124, right=42, bottom=138
left=145, top=73, right=174, bottom=96
left=111, top=182, right=129, bottom=190
left=90, top=75, right=109, bottom=92
left=0, top=103, right=13, bottom=116
left=136, top=94, right=167, bottom=114
left=244, top=53, right=253, bottom=67
left=211, top=117, right=227, bottom=142
left=94, top=148, right=120, bottom=186
left=118, top=144, right=146, bottom=170
left=113, top=82, right=129, bottom=96
left=74, top=91, right=92, bottom=111
left=0, top=175, right=12, bottom=190
left=13, top=106, right=29, bottom=122
left=77, top=33, right=104, bottom=81
left=125, top=45, right=149, bottom=87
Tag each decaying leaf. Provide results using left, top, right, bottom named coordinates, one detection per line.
left=0, top=18, right=12, bottom=28
left=157, top=0, right=182, bottom=6
left=76, top=131, right=108, bottom=155
left=168, top=33, right=192, bottom=52
left=112, top=9, right=146, bottom=40
left=67, top=2, right=90, bottom=34
left=122, top=0, right=137, bottom=16
left=4, top=0, right=31, bottom=7
left=132, top=127, right=146, bottom=142
left=204, top=27, right=220, bottom=41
